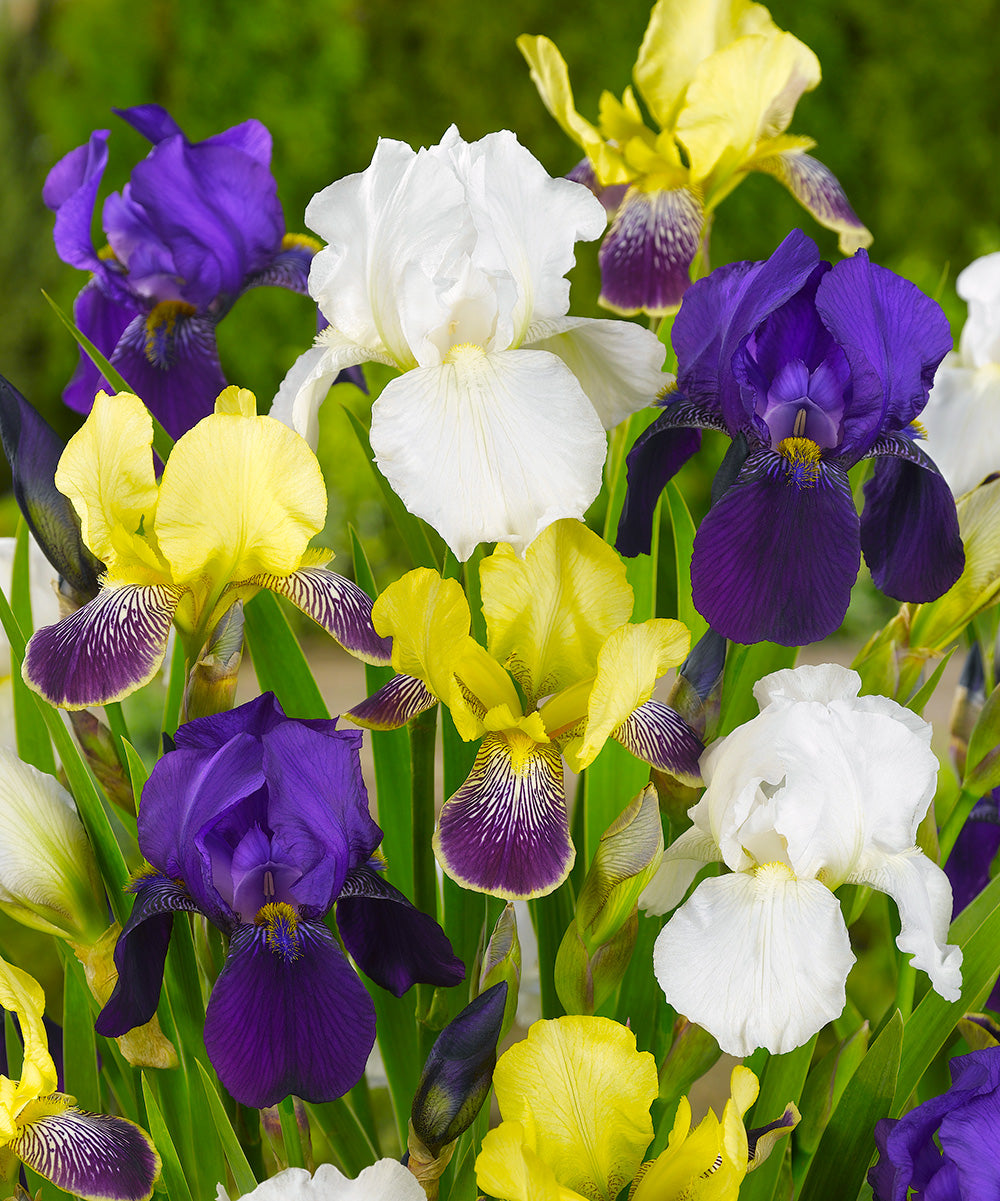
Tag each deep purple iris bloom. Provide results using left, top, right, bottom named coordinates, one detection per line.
left=43, top=105, right=361, bottom=440
left=94, top=693, right=464, bottom=1108
left=617, top=229, right=965, bottom=646
left=869, top=1047, right=1000, bottom=1199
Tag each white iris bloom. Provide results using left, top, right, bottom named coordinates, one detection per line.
left=271, top=126, right=667, bottom=561
left=642, top=664, right=962, bottom=1058
left=216, top=1161, right=425, bottom=1200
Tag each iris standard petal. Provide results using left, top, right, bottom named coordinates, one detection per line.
left=11, top=1103, right=160, bottom=1201
left=62, top=283, right=141, bottom=420
left=95, top=874, right=200, bottom=1037
left=369, top=347, right=607, bottom=561
left=814, top=253, right=952, bottom=461
left=849, top=848, right=962, bottom=1001
left=859, top=443, right=964, bottom=601
left=690, top=451, right=860, bottom=645
left=109, top=309, right=228, bottom=440
left=344, top=673, right=438, bottom=730
left=522, top=314, right=668, bottom=429
left=597, top=184, right=704, bottom=315
left=43, top=130, right=110, bottom=274
left=490, top=1016, right=657, bottom=1200
left=204, top=917, right=376, bottom=1107
left=653, top=867, right=855, bottom=1057
left=434, top=733, right=572, bottom=899
left=477, top=1120, right=582, bottom=1201
left=23, top=581, right=181, bottom=708
left=751, top=149, right=872, bottom=254
left=337, top=866, right=465, bottom=996
left=480, top=520, right=634, bottom=704
left=250, top=566, right=392, bottom=665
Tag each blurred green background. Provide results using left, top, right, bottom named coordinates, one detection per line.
left=1, top=0, right=998, bottom=585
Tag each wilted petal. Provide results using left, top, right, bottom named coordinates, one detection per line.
left=751, top=149, right=871, bottom=254
left=598, top=184, right=704, bottom=316
left=252, top=566, right=392, bottom=666
left=370, top=347, right=607, bottom=561
left=12, top=1102, right=160, bottom=1201
left=338, top=866, right=465, bottom=997
left=849, top=847, right=962, bottom=1001
left=859, top=441, right=964, bottom=601
left=434, top=733, right=572, bottom=899
left=654, top=867, right=854, bottom=1057
left=345, top=673, right=437, bottom=730
left=690, top=452, right=860, bottom=646
left=205, top=917, right=375, bottom=1107
left=23, top=581, right=181, bottom=709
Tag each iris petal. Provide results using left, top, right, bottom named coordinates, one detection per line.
left=434, top=733, right=572, bottom=899
left=613, top=699, right=703, bottom=783
left=345, top=673, right=437, bottom=730
left=204, top=918, right=375, bottom=1107
left=751, top=150, right=872, bottom=254
left=63, top=282, right=140, bottom=420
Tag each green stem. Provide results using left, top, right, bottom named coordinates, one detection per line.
left=410, top=706, right=439, bottom=922
left=939, top=787, right=981, bottom=861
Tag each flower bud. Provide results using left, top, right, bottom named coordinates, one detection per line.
left=479, top=903, right=520, bottom=1040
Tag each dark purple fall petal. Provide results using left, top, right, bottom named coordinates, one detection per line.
left=249, top=566, right=393, bottom=665
left=859, top=449, right=965, bottom=601
left=690, top=453, right=861, bottom=646
left=616, top=411, right=705, bottom=557
left=95, top=874, right=200, bottom=1038
left=434, top=735, right=573, bottom=899
left=337, top=866, right=465, bottom=996
left=204, top=918, right=376, bottom=1108
left=598, top=184, right=703, bottom=315
left=23, top=582, right=181, bottom=708
left=815, top=253, right=952, bottom=462
left=613, top=700, right=703, bottom=784
left=11, top=1105, right=160, bottom=1201
left=945, top=794, right=1000, bottom=916
left=346, top=673, right=439, bottom=730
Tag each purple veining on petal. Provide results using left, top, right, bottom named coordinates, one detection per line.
left=434, top=734, right=573, bottom=899
left=690, top=452, right=861, bottom=646
left=753, top=150, right=871, bottom=252
left=598, top=184, right=703, bottom=316
left=23, top=582, right=181, bottom=708
left=345, top=673, right=438, bottom=730
left=204, top=917, right=376, bottom=1108
left=613, top=700, right=703, bottom=783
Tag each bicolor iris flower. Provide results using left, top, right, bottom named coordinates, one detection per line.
left=217, top=1161, right=426, bottom=1201
left=23, top=387, right=390, bottom=709
left=346, top=520, right=702, bottom=899
left=270, top=126, right=667, bottom=561
left=518, top=0, right=870, bottom=315
left=922, top=252, right=1000, bottom=496
left=44, top=105, right=361, bottom=439
left=94, top=693, right=464, bottom=1108
left=869, top=1047, right=1000, bottom=1200
left=0, top=955, right=160, bottom=1201
left=642, top=665, right=963, bottom=1057
left=617, top=230, right=965, bottom=646
left=475, top=1015, right=789, bottom=1201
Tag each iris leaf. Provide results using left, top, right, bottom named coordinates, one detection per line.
left=195, top=1059, right=258, bottom=1198
left=10, top=521, right=55, bottom=774
left=243, top=591, right=329, bottom=718
left=142, top=1074, right=195, bottom=1201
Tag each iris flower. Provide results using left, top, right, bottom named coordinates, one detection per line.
left=922, top=252, right=1000, bottom=496
left=346, top=520, right=702, bottom=898
left=475, top=1015, right=789, bottom=1201
left=0, top=955, right=160, bottom=1201
left=518, top=0, right=870, bottom=316
left=23, top=387, right=390, bottom=709
left=270, top=126, right=666, bottom=561
left=43, top=104, right=360, bottom=440
left=217, top=1161, right=426, bottom=1200
left=643, top=664, right=963, bottom=1057
left=95, top=693, right=464, bottom=1108
left=617, top=230, right=965, bottom=646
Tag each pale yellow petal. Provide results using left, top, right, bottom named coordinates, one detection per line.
left=154, top=411, right=326, bottom=585
left=492, top=1016, right=656, bottom=1199
left=572, top=619, right=691, bottom=770
left=481, top=520, right=634, bottom=704
left=476, top=1121, right=585, bottom=1201
left=55, top=391, right=159, bottom=569
left=214, top=386, right=257, bottom=417
left=0, top=957, right=58, bottom=1106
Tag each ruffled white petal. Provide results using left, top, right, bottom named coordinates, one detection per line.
left=640, top=825, right=721, bottom=916
left=753, top=663, right=862, bottom=709
left=523, top=315, right=668, bottom=428
left=370, top=347, right=607, bottom=561
left=849, top=847, right=963, bottom=1001
left=922, top=357, right=1000, bottom=498
left=653, top=867, right=854, bottom=1057
left=217, top=1160, right=425, bottom=1201
left=270, top=334, right=374, bottom=450
left=956, top=251, right=1000, bottom=368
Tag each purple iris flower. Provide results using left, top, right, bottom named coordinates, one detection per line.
left=43, top=105, right=362, bottom=440
left=617, top=230, right=965, bottom=646
left=94, top=693, right=464, bottom=1108
left=869, top=1047, right=1000, bottom=1199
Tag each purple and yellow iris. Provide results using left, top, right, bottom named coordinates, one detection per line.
left=43, top=105, right=360, bottom=439
left=95, top=694, right=464, bottom=1109
left=617, top=230, right=965, bottom=646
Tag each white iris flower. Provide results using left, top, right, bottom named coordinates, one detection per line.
left=642, top=664, right=962, bottom=1057
left=271, top=126, right=667, bottom=561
